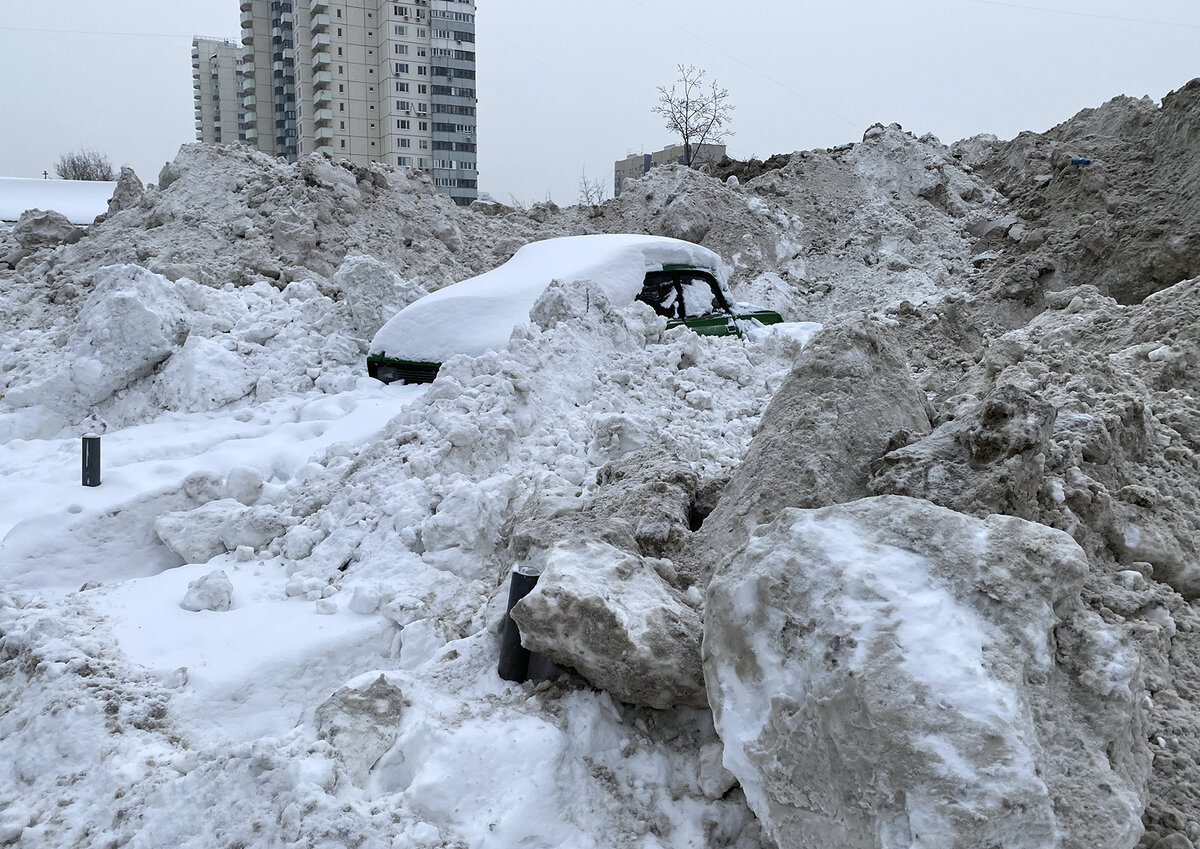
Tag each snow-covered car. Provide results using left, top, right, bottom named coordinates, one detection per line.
left=367, top=234, right=783, bottom=383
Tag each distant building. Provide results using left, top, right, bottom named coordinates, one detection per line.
left=194, top=0, right=478, bottom=206
left=192, top=37, right=244, bottom=147
left=613, top=142, right=726, bottom=196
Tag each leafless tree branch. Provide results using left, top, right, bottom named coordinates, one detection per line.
left=651, top=65, right=734, bottom=167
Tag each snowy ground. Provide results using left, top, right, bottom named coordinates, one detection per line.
left=5, top=86, right=1200, bottom=846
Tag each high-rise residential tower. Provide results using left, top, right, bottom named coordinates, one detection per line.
left=192, top=37, right=244, bottom=147
left=225, top=0, right=477, bottom=205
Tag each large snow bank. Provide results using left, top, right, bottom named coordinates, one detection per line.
left=2, top=87, right=1200, bottom=848
left=0, top=177, right=116, bottom=224
left=705, top=496, right=1149, bottom=849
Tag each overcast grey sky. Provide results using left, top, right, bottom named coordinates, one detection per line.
left=1, top=1, right=1196, bottom=205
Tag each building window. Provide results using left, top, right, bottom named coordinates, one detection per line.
left=397, top=82, right=409, bottom=92
left=394, top=25, right=407, bottom=35
left=339, top=102, right=345, bottom=111
left=337, top=27, right=342, bottom=35
left=395, top=63, right=409, bottom=74
left=419, top=139, right=428, bottom=149
left=337, top=47, right=343, bottom=56
left=396, top=99, right=410, bottom=110
left=418, top=120, right=427, bottom=131
left=417, top=27, right=426, bottom=37
left=417, top=65, right=427, bottom=76
left=417, top=103, right=427, bottom=114
left=338, top=65, right=344, bottom=74
left=398, top=155, right=412, bottom=166
left=338, top=83, right=344, bottom=92
left=418, top=83, right=427, bottom=94
left=399, top=138, right=411, bottom=148
left=398, top=119, right=409, bottom=129
left=394, top=44, right=407, bottom=54
left=339, top=120, right=345, bottom=129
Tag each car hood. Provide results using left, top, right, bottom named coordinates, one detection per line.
left=369, top=234, right=731, bottom=363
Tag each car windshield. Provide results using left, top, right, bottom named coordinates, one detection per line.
left=637, top=270, right=728, bottom=320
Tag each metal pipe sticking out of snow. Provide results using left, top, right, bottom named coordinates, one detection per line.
left=497, top=566, right=540, bottom=682
left=82, top=433, right=101, bottom=487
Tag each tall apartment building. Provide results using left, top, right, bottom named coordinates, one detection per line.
left=231, top=0, right=477, bottom=206
left=613, top=142, right=726, bottom=196
left=192, top=37, right=244, bottom=146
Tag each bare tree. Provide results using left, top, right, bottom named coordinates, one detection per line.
left=54, top=148, right=116, bottom=182
left=578, top=168, right=607, bottom=217
left=651, top=65, right=734, bottom=168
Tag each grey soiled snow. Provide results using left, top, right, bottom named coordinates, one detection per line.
left=1, top=79, right=1199, bottom=848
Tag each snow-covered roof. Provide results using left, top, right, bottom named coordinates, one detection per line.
left=369, top=234, right=730, bottom=362
left=0, top=177, right=117, bottom=224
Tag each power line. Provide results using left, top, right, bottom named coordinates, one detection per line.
left=623, top=0, right=864, bottom=130
left=963, top=0, right=1200, bottom=29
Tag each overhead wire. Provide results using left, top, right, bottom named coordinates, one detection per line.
left=961, top=0, right=1200, bottom=29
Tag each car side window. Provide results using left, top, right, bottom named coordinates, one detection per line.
left=636, top=277, right=682, bottom=319
left=639, top=270, right=730, bottom=321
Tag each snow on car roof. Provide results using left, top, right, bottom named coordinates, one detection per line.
left=370, top=234, right=729, bottom=363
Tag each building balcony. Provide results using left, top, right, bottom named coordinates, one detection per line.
left=245, top=127, right=258, bottom=140
left=313, top=88, right=331, bottom=105
left=240, top=0, right=254, bottom=10
left=242, top=61, right=256, bottom=78
left=311, top=32, right=330, bottom=50
left=312, top=70, right=332, bottom=86
left=314, top=127, right=333, bottom=141
left=312, top=51, right=330, bottom=68
left=240, top=9, right=254, bottom=27
left=310, top=13, right=329, bottom=31
left=243, top=94, right=257, bottom=107
left=242, top=27, right=254, bottom=45
left=310, top=0, right=328, bottom=14
left=313, top=108, right=333, bottom=124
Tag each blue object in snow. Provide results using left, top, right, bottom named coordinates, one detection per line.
left=1072, top=157, right=1092, bottom=166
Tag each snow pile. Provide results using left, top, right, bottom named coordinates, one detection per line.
left=705, top=496, right=1148, bottom=849
left=2, top=79, right=1200, bottom=849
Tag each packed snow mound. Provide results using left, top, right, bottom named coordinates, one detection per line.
left=3, top=79, right=1200, bottom=849
left=705, top=496, right=1150, bottom=849
left=686, top=315, right=932, bottom=584
left=964, top=78, right=1200, bottom=306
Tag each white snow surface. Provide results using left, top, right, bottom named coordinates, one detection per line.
left=0, top=234, right=795, bottom=847
left=369, top=233, right=732, bottom=362
left=4, top=112, right=1188, bottom=847
left=0, top=177, right=117, bottom=225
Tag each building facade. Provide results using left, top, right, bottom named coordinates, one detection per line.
left=613, top=142, right=726, bottom=196
left=192, top=37, right=244, bottom=146
left=212, top=0, right=476, bottom=205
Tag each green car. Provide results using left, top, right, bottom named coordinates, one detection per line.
left=368, top=235, right=783, bottom=384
